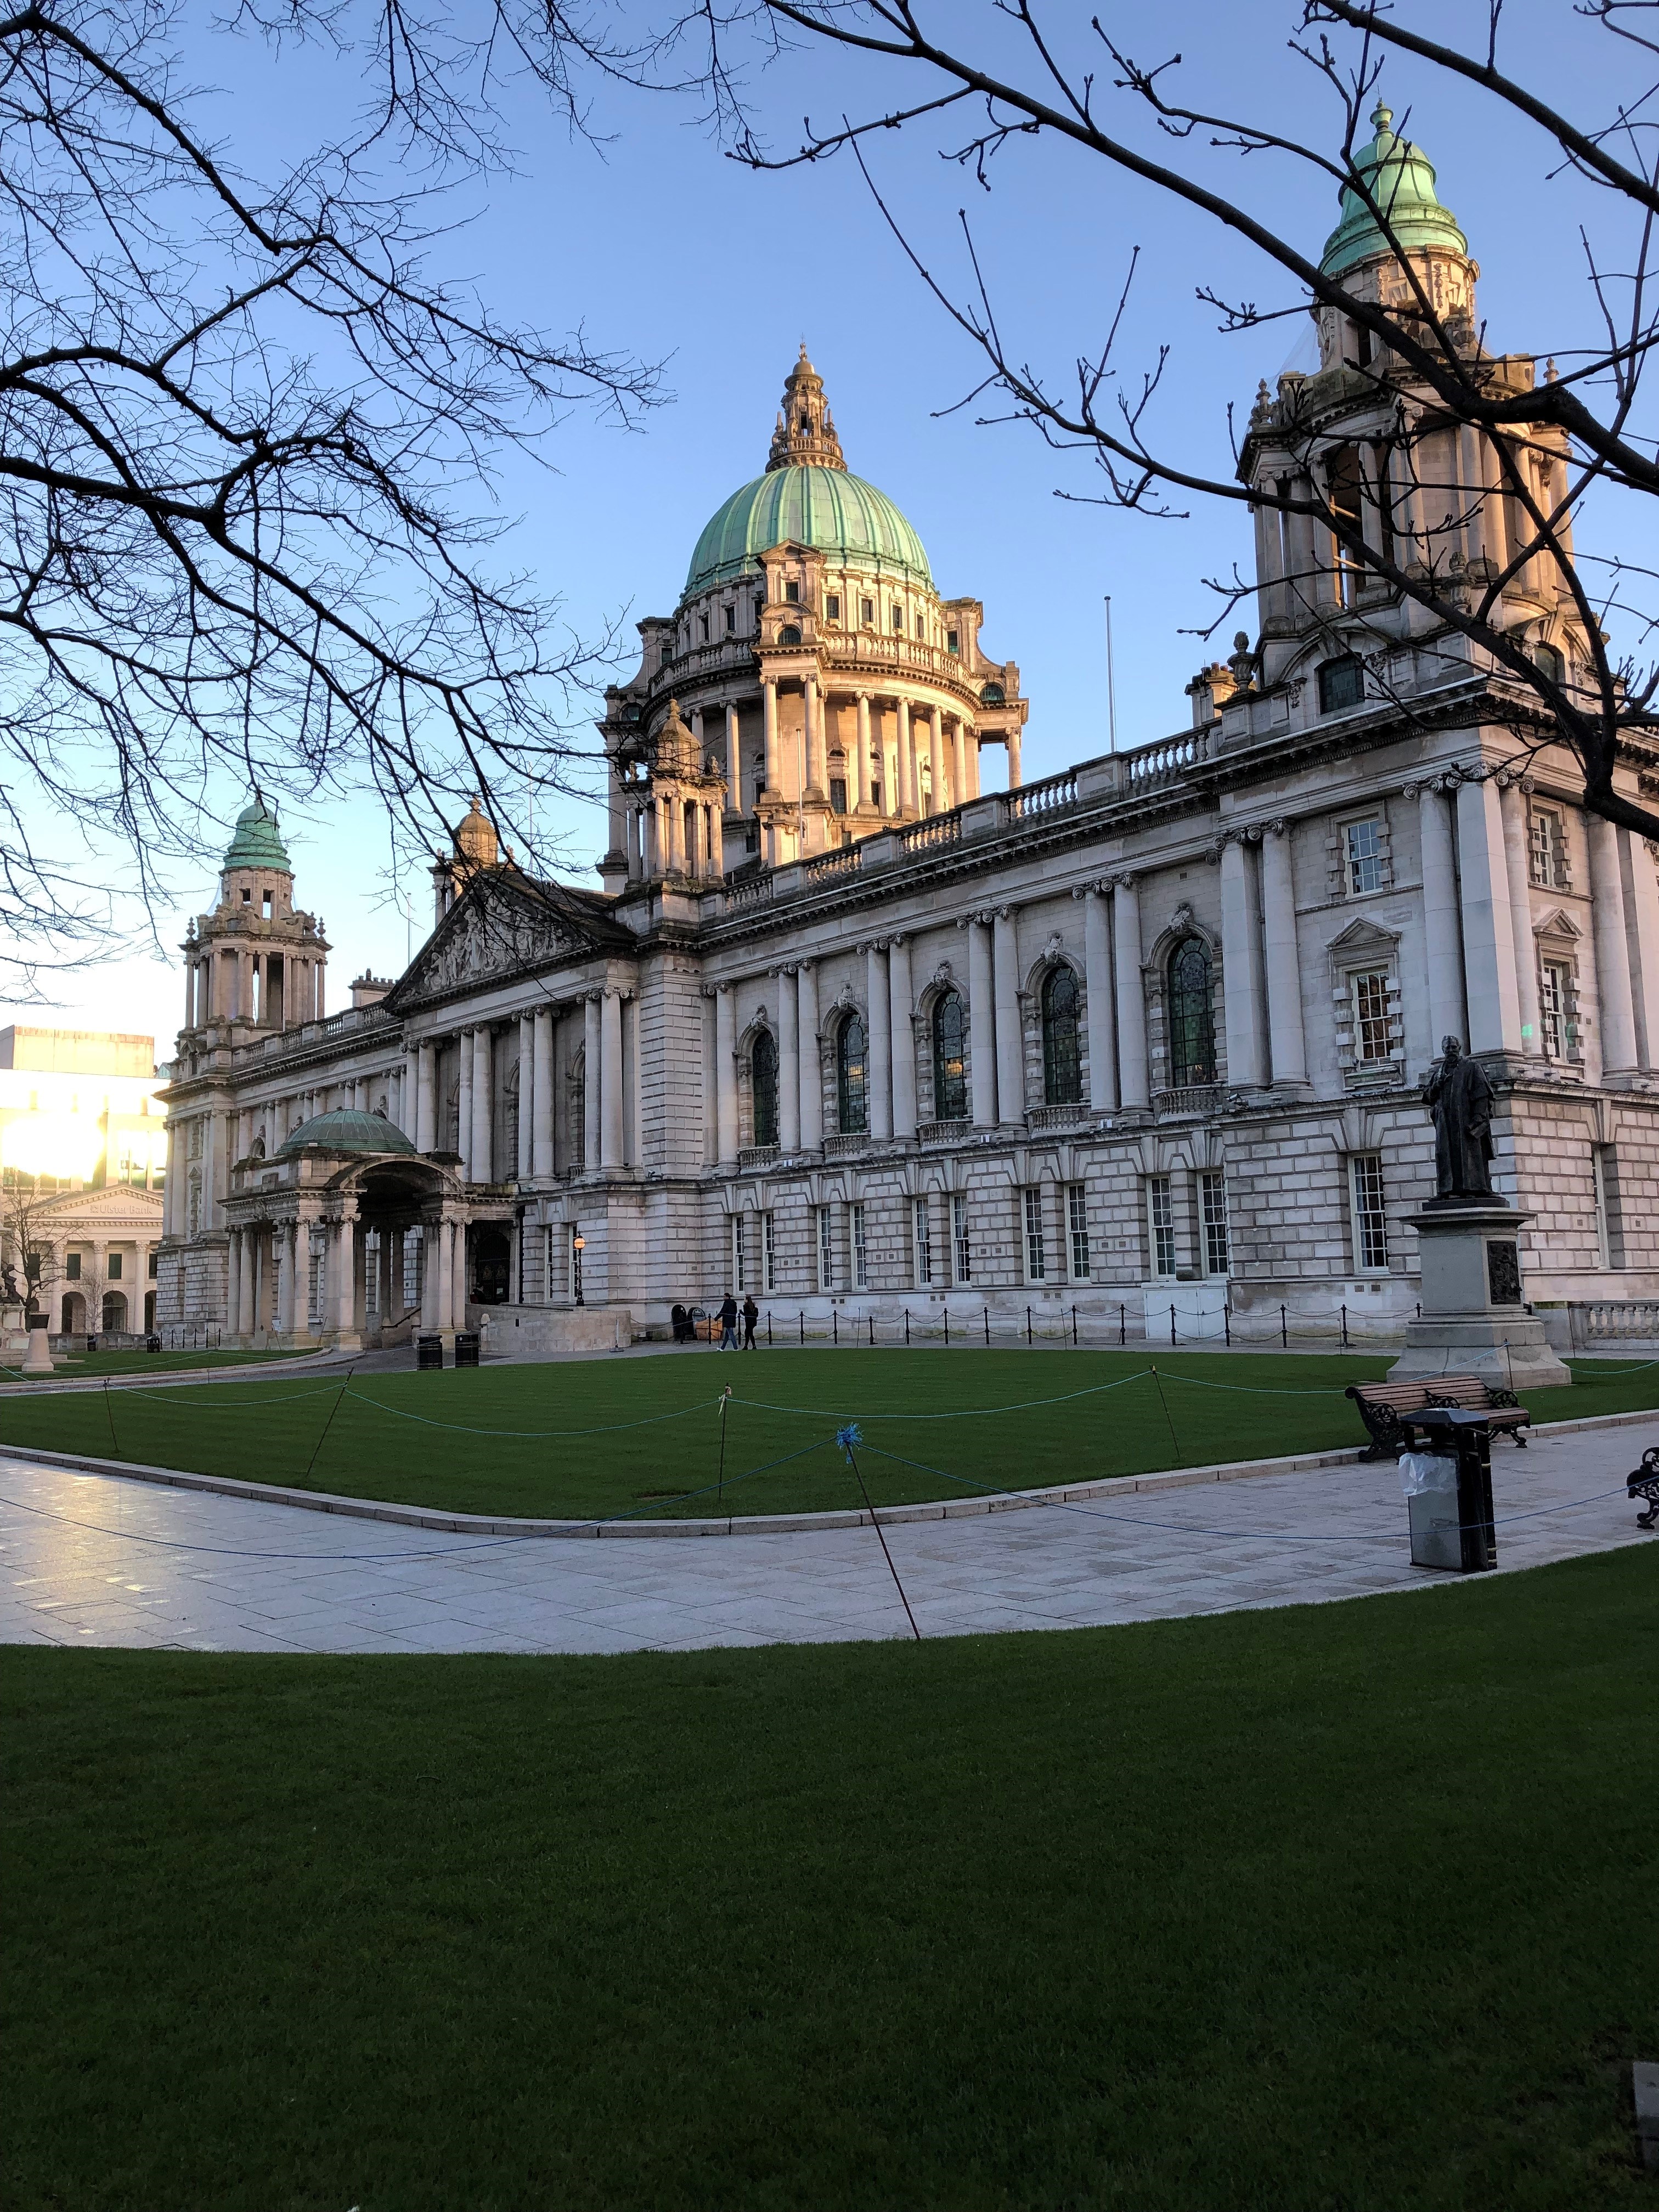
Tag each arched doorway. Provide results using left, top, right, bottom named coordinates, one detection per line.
left=101, top=1291, right=128, bottom=1332
left=144, top=1291, right=156, bottom=1333
left=60, top=1291, right=84, bottom=1334
left=469, top=1225, right=511, bottom=1305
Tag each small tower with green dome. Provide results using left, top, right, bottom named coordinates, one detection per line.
left=181, top=793, right=329, bottom=1036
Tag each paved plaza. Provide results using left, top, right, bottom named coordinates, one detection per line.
left=1, top=1421, right=1652, bottom=1654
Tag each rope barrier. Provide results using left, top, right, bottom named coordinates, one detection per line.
left=727, top=1369, right=1155, bottom=1422
left=338, top=1387, right=728, bottom=1441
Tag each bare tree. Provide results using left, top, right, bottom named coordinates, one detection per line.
left=657, top=0, right=1659, bottom=840
left=0, top=0, right=677, bottom=984
left=0, top=1175, right=63, bottom=1319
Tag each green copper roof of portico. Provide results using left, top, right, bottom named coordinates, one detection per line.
left=222, top=795, right=292, bottom=872
left=275, top=1109, right=420, bottom=1159
left=684, top=465, right=933, bottom=594
left=1321, top=103, right=1468, bottom=278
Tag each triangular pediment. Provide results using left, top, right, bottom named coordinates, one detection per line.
left=1327, top=915, right=1401, bottom=958
left=1533, top=906, right=1582, bottom=940
left=386, top=872, right=628, bottom=1012
left=36, top=1183, right=164, bottom=1224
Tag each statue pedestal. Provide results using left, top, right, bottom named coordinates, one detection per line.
left=1390, top=1204, right=1570, bottom=1387
left=20, top=1323, right=55, bottom=1376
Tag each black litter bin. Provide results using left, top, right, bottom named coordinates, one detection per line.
left=454, top=1331, right=481, bottom=1369
left=416, top=1334, right=444, bottom=1370
left=145, top=1335, right=162, bottom=1355
left=86, top=1335, right=97, bottom=1355
left=1399, top=1404, right=1497, bottom=1572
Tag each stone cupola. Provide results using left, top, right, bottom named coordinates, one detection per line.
left=767, top=346, right=847, bottom=472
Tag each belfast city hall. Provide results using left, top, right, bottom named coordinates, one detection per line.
left=157, top=108, right=1659, bottom=1352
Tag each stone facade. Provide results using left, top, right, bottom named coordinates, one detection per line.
left=157, top=123, right=1659, bottom=1348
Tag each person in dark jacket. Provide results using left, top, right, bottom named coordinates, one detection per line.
left=717, top=1293, right=739, bottom=1351
left=741, top=1294, right=759, bottom=1350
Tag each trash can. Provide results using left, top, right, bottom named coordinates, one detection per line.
left=416, top=1334, right=444, bottom=1370
left=145, top=1334, right=162, bottom=1355
left=1398, top=1405, right=1497, bottom=1572
left=454, top=1331, right=481, bottom=1368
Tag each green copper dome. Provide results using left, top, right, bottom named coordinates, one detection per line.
left=1321, top=103, right=1468, bottom=278
left=276, top=1108, right=419, bottom=1159
left=222, top=795, right=292, bottom=873
left=685, top=465, right=933, bottom=594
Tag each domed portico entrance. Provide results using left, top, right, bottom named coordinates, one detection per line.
left=223, top=1108, right=470, bottom=1350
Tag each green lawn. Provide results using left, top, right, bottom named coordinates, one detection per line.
left=4, top=1547, right=1655, bottom=2211
left=3, top=1346, right=1657, bottom=1519
left=0, top=1345, right=316, bottom=1380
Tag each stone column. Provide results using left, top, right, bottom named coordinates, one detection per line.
left=1623, top=831, right=1659, bottom=1071
left=1079, top=884, right=1118, bottom=1111
left=993, top=906, right=1023, bottom=1124
left=890, top=935, right=917, bottom=1139
left=762, top=679, right=779, bottom=794
left=1007, top=728, right=1023, bottom=787
left=1588, top=810, right=1640, bottom=1077
left=334, top=1215, right=354, bottom=1338
left=866, top=942, right=893, bottom=1142
left=457, top=1028, right=475, bottom=1178
left=239, top=1230, right=256, bottom=1342
left=532, top=1009, right=555, bottom=1178
left=964, top=724, right=981, bottom=802
left=1498, top=777, right=1543, bottom=1057
left=517, top=1015, right=534, bottom=1178
left=643, top=802, right=659, bottom=878
left=725, top=701, right=741, bottom=798
left=471, top=1026, right=493, bottom=1182
left=275, top=1223, right=295, bottom=1338
left=715, top=985, right=738, bottom=1166
left=966, top=912, right=997, bottom=1125
left=798, top=963, right=822, bottom=1150
left=895, top=699, right=913, bottom=817
left=708, top=805, right=725, bottom=879
left=421, top=1223, right=442, bottom=1329
left=1455, top=775, right=1525, bottom=1055
left=583, top=996, right=602, bottom=1168
left=1415, top=782, right=1468, bottom=1053
left=844, top=699, right=862, bottom=811
left=805, top=673, right=825, bottom=795
left=927, top=706, right=943, bottom=812
left=225, top=1228, right=242, bottom=1335
left=1260, top=821, right=1308, bottom=1091
left=601, top=991, right=624, bottom=1170
left=1219, top=833, right=1267, bottom=1089
left=414, top=1042, right=433, bottom=1152
left=625, top=805, right=640, bottom=879
left=1113, top=877, right=1150, bottom=1110
left=778, top=967, right=800, bottom=1152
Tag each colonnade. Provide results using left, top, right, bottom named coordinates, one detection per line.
left=224, top=1210, right=471, bottom=1343
left=185, top=941, right=324, bottom=1030
left=405, top=991, right=630, bottom=1183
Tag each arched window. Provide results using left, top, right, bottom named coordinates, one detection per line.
left=752, top=1029, right=779, bottom=1148
left=1534, top=639, right=1565, bottom=686
left=932, top=990, right=968, bottom=1121
left=837, top=1012, right=868, bottom=1135
left=980, top=681, right=1006, bottom=705
left=777, top=623, right=802, bottom=647
left=1317, top=654, right=1364, bottom=714
left=569, top=1047, right=586, bottom=1169
left=1167, top=938, right=1217, bottom=1087
left=504, top=1061, right=520, bottom=1176
left=1041, top=967, right=1083, bottom=1105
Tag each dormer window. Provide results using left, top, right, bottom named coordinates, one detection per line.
left=825, top=594, right=841, bottom=623
left=784, top=580, right=800, bottom=605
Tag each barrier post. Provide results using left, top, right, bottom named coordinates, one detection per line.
left=868, top=1314, right=874, bottom=1347
left=1026, top=1305, right=1032, bottom=1346
left=944, top=1306, right=950, bottom=1347
left=1072, top=1305, right=1079, bottom=1347
left=1341, top=1301, right=1350, bottom=1348
left=1119, top=1302, right=1126, bottom=1346
left=1224, top=1302, right=1231, bottom=1347
left=1281, top=1303, right=1288, bottom=1348
left=904, top=1308, right=910, bottom=1346
left=1170, top=1303, right=1177, bottom=1347
left=799, top=1309, right=805, bottom=1345
left=767, top=1310, right=773, bottom=1346
left=833, top=1308, right=839, bottom=1346
left=983, top=1305, right=990, bottom=1346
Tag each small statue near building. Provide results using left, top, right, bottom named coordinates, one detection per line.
left=1424, top=1036, right=1501, bottom=1205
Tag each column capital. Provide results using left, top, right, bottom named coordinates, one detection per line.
left=1265, top=816, right=1290, bottom=837
left=1106, top=868, right=1139, bottom=891
left=857, top=936, right=889, bottom=956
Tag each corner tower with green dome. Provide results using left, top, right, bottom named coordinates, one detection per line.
left=597, top=347, right=1029, bottom=881
left=180, top=793, right=329, bottom=1040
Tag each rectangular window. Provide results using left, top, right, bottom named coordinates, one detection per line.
left=1068, top=1185, right=1091, bottom=1280
left=569, top=1224, right=584, bottom=1302
left=753, top=595, right=764, bottom=628
left=947, top=629, right=960, bottom=655
left=108, top=1251, right=123, bottom=1280
left=951, top=1193, right=972, bottom=1285
left=698, top=614, right=709, bottom=642
left=1540, top=959, right=1575, bottom=1059
left=731, top=1214, right=746, bottom=1295
left=891, top=603, right=905, bottom=631
left=830, top=777, right=848, bottom=815
left=66, top=1251, right=82, bottom=1279
left=762, top=1211, right=776, bottom=1294
left=784, top=579, right=800, bottom=604
left=860, top=596, right=874, bottom=626
left=147, top=1250, right=159, bottom=1279
left=825, top=593, right=841, bottom=623
left=1352, top=969, right=1392, bottom=1063
left=1023, top=1188, right=1047, bottom=1282
left=1148, top=1176, right=1176, bottom=1277
left=724, top=605, right=736, bottom=634
left=1201, top=1172, right=1229, bottom=1277
left=308, top=1234, right=324, bottom=1328
left=1351, top=1155, right=1389, bottom=1272
left=1529, top=805, right=1569, bottom=889
left=1345, top=818, right=1384, bottom=895
left=1593, top=1143, right=1622, bottom=1268
left=818, top=1205, right=835, bottom=1292
left=851, top=1202, right=868, bottom=1290
left=913, top=1196, right=933, bottom=1285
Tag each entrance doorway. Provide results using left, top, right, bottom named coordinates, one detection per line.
left=469, top=1226, right=511, bottom=1305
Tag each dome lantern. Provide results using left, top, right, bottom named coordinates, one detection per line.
left=1321, top=101, right=1469, bottom=279
left=222, top=794, right=291, bottom=874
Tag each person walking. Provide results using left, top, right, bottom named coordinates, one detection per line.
left=717, top=1291, right=739, bottom=1351
left=741, top=1293, right=759, bottom=1351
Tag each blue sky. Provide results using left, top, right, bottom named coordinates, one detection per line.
left=14, top=0, right=1651, bottom=1052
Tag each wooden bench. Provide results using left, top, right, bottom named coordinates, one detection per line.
left=1346, top=1374, right=1531, bottom=1460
